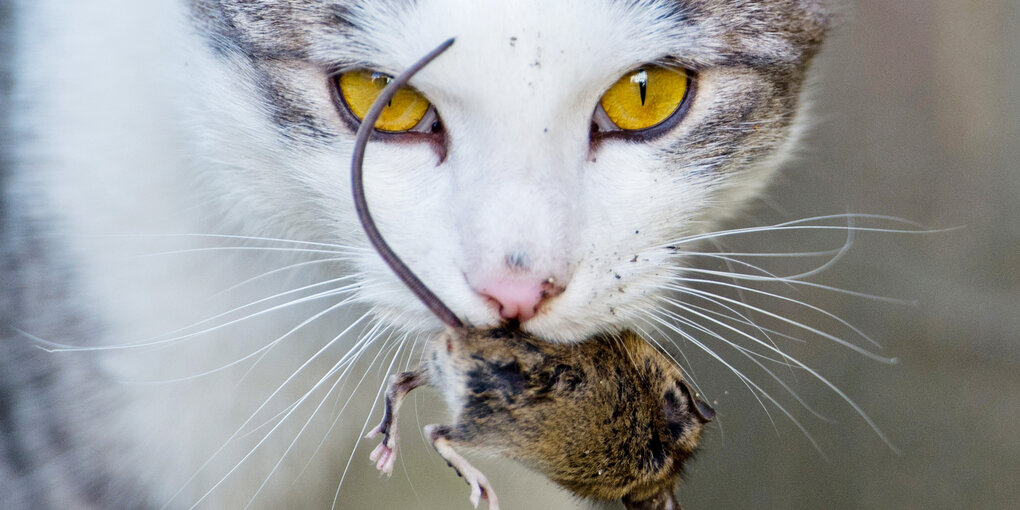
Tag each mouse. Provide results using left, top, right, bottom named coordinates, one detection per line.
left=366, top=327, right=715, bottom=510
left=352, top=39, right=715, bottom=510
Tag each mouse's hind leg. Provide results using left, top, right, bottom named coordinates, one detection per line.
left=366, top=370, right=425, bottom=475
left=425, top=424, right=500, bottom=510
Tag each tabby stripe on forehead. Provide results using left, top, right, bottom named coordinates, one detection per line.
left=189, top=0, right=364, bottom=58
left=253, top=62, right=338, bottom=142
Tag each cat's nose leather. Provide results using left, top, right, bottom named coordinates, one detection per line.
left=477, top=277, right=564, bottom=322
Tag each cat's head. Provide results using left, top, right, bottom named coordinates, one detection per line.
left=186, top=0, right=831, bottom=341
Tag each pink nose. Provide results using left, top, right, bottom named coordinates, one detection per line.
left=477, top=278, right=563, bottom=322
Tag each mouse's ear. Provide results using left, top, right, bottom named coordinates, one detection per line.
left=622, top=486, right=680, bottom=510
left=676, top=380, right=715, bottom=423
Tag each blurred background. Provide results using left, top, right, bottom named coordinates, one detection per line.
left=2, top=1, right=1018, bottom=509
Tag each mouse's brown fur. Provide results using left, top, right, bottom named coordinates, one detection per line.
left=367, top=327, right=714, bottom=510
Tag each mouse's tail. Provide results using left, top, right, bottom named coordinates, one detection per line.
left=350, top=38, right=463, bottom=329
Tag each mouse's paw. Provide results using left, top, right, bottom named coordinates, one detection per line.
left=461, top=463, right=499, bottom=510
left=367, top=432, right=399, bottom=475
left=426, top=424, right=500, bottom=510
left=365, top=370, right=425, bottom=476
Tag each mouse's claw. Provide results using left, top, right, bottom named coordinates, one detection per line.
left=464, top=466, right=498, bottom=510
left=365, top=423, right=383, bottom=440
left=368, top=436, right=398, bottom=475
left=426, top=424, right=500, bottom=510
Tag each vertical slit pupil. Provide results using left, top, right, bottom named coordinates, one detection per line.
left=371, top=73, right=394, bottom=108
left=631, top=69, right=649, bottom=106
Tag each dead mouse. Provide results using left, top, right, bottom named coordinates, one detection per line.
left=366, top=328, right=715, bottom=510
left=351, top=39, right=715, bottom=510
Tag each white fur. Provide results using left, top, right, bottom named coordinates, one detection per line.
left=9, top=0, right=801, bottom=507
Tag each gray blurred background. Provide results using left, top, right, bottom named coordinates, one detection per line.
left=2, top=1, right=1018, bottom=509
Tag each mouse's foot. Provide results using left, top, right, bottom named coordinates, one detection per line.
left=368, top=436, right=398, bottom=475
left=365, top=370, right=425, bottom=476
left=426, top=424, right=500, bottom=510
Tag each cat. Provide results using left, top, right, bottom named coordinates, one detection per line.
left=1, top=0, right=832, bottom=508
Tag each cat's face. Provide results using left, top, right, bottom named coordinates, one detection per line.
left=188, top=0, right=829, bottom=341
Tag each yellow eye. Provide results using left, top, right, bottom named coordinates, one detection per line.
left=599, top=66, right=689, bottom=131
left=337, top=70, right=431, bottom=132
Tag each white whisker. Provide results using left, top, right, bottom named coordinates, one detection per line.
left=160, top=313, right=373, bottom=510
left=658, top=213, right=943, bottom=250
left=90, top=232, right=366, bottom=251
left=331, top=326, right=412, bottom=509
left=677, top=267, right=916, bottom=305
left=211, top=257, right=349, bottom=299
left=655, top=295, right=898, bottom=452
left=243, top=323, right=402, bottom=509
left=640, top=309, right=818, bottom=452
left=182, top=319, right=387, bottom=509
left=666, top=279, right=896, bottom=357
left=655, top=301, right=832, bottom=422
left=35, top=280, right=368, bottom=352
left=132, top=245, right=354, bottom=259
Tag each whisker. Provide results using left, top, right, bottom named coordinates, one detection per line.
left=211, top=257, right=349, bottom=299
left=665, top=279, right=897, bottom=357
left=678, top=300, right=812, bottom=347
left=131, top=245, right=354, bottom=259
left=655, top=301, right=795, bottom=368
left=90, top=232, right=366, bottom=251
left=288, top=327, right=413, bottom=491
left=641, top=309, right=818, bottom=452
left=655, top=296, right=898, bottom=451
left=159, top=313, right=373, bottom=510
left=699, top=244, right=790, bottom=368
left=35, top=280, right=369, bottom=352
left=243, top=323, right=402, bottom=509
left=183, top=319, right=388, bottom=510
left=658, top=213, right=944, bottom=250
left=676, top=267, right=916, bottom=305
left=673, top=248, right=846, bottom=258
left=655, top=300, right=832, bottom=422
left=332, top=327, right=413, bottom=509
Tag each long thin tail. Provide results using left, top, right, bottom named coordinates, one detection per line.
left=350, top=38, right=463, bottom=329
